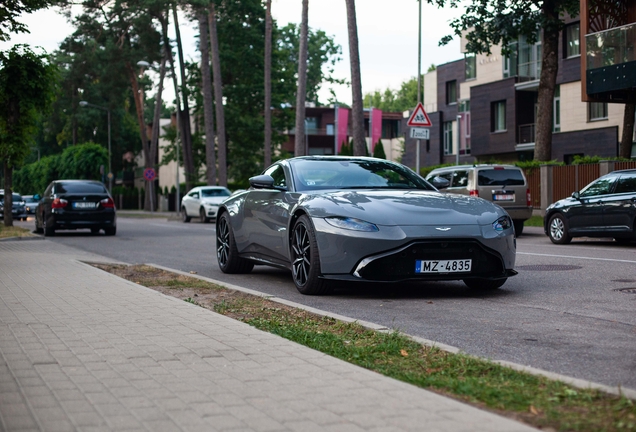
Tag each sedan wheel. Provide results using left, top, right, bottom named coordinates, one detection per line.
left=43, top=216, right=55, bottom=237
left=182, top=207, right=191, bottom=223
left=216, top=213, right=253, bottom=273
left=548, top=214, right=571, bottom=244
left=291, top=215, right=330, bottom=295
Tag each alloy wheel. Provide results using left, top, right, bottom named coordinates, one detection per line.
left=550, top=217, right=565, bottom=241
left=216, top=217, right=230, bottom=267
left=291, top=222, right=311, bottom=286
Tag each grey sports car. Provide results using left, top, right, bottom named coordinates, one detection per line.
left=216, top=156, right=517, bottom=295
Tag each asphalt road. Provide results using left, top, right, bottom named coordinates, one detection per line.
left=13, top=215, right=636, bottom=390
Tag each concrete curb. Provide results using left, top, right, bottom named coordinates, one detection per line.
left=0, top=235, right=43, bottom=241
left=143, top=262, right=636, bottom=401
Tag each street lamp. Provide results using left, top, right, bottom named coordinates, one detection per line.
left=80, top=101, right=112, bottom=191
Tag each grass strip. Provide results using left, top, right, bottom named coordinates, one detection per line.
left=524, top=215, right=544, bottom=227
left=0, top=225, right=33, bottom=238
left=95, top=264, right=636, bottom=432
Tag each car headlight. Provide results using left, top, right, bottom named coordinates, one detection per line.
left=492, top=215, right=512, bottom=232
left=324, top=216, right=379, bottom=232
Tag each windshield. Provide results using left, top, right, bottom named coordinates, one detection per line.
left=201, top=188, right=231, bottom=198
left=291, top=159, right=435, bottom=192
left=0, top=193, right=22, bottom=202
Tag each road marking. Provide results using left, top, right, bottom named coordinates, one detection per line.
left=518, top=252, right=636, bottom=264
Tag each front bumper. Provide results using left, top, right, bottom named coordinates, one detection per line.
left=203, top=204, right=220, bottom=218
left=312, top=218, right=516, bottom=282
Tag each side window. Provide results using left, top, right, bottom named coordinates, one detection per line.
left=433, top=172, right=453, bottom=184
left=580, top=176, right=617, bottom=197
left=264, top=165, right=287, bottom=189
left=452, top=170, right=469, bottom=187
left=614, top=173, right=636, bottom=194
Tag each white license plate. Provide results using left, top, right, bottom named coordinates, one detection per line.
left=415, top=259, right=472, bottom=273
left=73, top=202, right=96, bottom=209
left=493, top=194, right=514, bottom=201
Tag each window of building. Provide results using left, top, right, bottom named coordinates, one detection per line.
left=326, top=124, right=334, bottom=135
left=443, top=121, right=454, bottom=155
left=553, top=85, right=561, bottom=132
left=503, top=42, right=518, bottom=78
left=446, top=80, right=457, bottom=105
left=465, top=54, right=476, bottom=80
left=518, top=36, right=541, bottom=79
left=565, top=23, right=580, bottom=58
left=305, top=117, right=318, bottom=133
left=491, top=101, right=506, bottom=132
left=588, top=102, right=608, bottom=121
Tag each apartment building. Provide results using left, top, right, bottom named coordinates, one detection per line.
left=404, top=10, right=636, bottom=170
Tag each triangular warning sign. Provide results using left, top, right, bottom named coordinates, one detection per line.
left=407, top=102, right=432, bottom=127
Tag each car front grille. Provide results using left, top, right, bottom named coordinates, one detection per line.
left=355, top=240, right=506, bottom=281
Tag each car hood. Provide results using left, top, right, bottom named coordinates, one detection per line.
left=299, top=189, right=504, bottom=226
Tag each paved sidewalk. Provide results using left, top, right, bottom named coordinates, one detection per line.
left=0, top=241, right=537, bottom=432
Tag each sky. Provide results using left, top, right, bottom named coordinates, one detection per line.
left=0, top=0, right=465, bottom=106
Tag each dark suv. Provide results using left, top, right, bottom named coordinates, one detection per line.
left=0, top=190, right=27, bottom=221
left=35, top=180, right=117, bottom=236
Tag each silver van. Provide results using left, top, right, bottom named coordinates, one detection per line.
left=425, top=164, right=533, bottom=235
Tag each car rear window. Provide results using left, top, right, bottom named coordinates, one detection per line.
left=57, top=182, right=107, bottom=194
left=477, top=169, right=525, bottom=186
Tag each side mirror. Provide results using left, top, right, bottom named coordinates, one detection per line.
left=430, top=176, right=450, bottom=190
left=34, top=194, right=41, bottom=201
left=249, top=175, right=275, bottom=189
left=571, top=191, right=580, bottom=200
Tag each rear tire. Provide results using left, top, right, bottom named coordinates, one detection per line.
left=91, top=228, right=101, bottom=235
left=182, top=207, right=191, bottom=223
left=216, top=213, right=253, bottom=274
left=104, top=227, right=116, bottom=236
left=548, top=213, right=571, bottom=244
left=291, top=215, right=331, bottom=295
left=43, top=216, right=55, bottom=237
left=513, top=220, right=524, bottom=236
left=463, top=278, right=507, bottom=290
left=614, top=237, right=632, bottom=244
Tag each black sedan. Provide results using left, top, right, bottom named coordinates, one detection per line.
left=217, top=156, right=517, bottom=295
left=544, top=169, right=636, bottom=244
left=35, top=180, right=117, bottom=236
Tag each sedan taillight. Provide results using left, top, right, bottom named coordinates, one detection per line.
left=100, top=197, right=115, bottom=208
left=469, top=190, right=479, bottom=197
left=52, top=198, right=68, bottom=209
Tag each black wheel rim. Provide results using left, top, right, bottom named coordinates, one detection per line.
left=217, top=217, right=230, bottom=267
left=292, top=222, right=311, bottom=286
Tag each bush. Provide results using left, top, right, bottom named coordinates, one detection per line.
left=372, top=141, right=386, bottom=159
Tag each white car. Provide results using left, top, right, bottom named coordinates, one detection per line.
left=181, top=186, right=231, bottom=223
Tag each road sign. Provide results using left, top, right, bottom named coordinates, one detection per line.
left=409, top=127, right=430, bottom=139
left=143, top=168, right=156, bottom=182
left=407, top=102, right=433, bottom=127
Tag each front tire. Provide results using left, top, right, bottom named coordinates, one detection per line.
left=182, top=207, right=191, bottom=223
left=104, top=227, right=116, bottom=236
left=216, top=213, right=253, bottom=274
left=464, top=278, right=507, bottom=290
left=548, top=213, right=571, bottom=244
left=291, top=215, right=331, bottom=295
left=200, top=207, right=210, bottom=223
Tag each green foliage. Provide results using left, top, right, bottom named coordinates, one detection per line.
left=571, top=155, right=633, bottom=165
left=13, top=142, right=107, bottom=195
left=372, top=141, right=386, bottom=159
left=0, top=45, right=58, bottom=169
left=419, top=163, right=462, bottom=178
left=363, top=76, right=420, bottom=113
left=338, top=139, right=354, bottom=156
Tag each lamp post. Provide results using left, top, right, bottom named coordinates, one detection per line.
left=80, top=101, right=112, bottom=191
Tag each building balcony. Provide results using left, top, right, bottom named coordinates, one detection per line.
left=288, top=127, right=336, bottom=136
left=518, top=123, right=535, bottom=144
left=585, top=22, right=636, bottom=101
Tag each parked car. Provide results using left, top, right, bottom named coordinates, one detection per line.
left=181, top=186, right=231, bottom=223
left=35, top=180, right=116, bottom=236
left=425, top=164, right=533, bottom=235
left=544, top=169, right=636, bottom=244
left=216, top=156, right=517, bottom=295
left=0, top=190, right=27, bottom=221
left=22, top=195, right=38, bottom=215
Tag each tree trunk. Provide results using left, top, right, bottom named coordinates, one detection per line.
left=173, top=5, right=196, bottom=192
left=3, top=162, right=13, bottom=227
left=208, top=4, right=228, bottom=186
left=534, top=2, right=559, bottom=162
left=294, top=0, right=309, bottom=157
left=619, top=103, right=635, bottom=159
left=345, top=0, right=365, bottom=156
left=264, top=0, right=273, bottom=167
left=198, top=10, right=217, bottom=185
left=148, top=55, right=167, bottom=211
